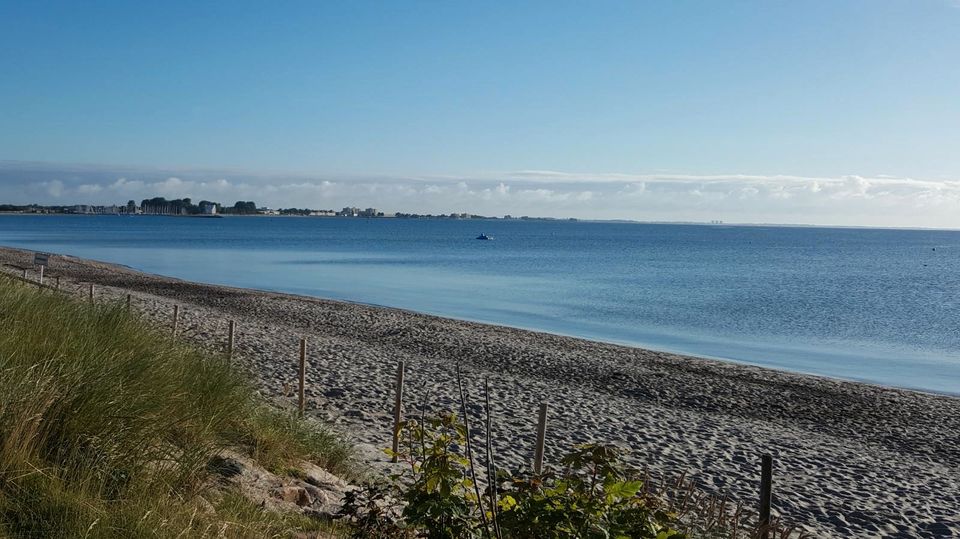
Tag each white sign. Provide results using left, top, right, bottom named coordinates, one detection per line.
left=33, top=253, right=49, bottom=267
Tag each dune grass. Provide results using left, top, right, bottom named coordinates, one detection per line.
left=0, top=278, right=351, bottom=538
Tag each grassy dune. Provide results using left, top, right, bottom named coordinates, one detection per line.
left=0, top=279, right=351, bottom=538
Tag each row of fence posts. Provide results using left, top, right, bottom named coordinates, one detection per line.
left=17, top=268, right=292, bottom=414
left=167, top=303, right=301, bottom=417
left=73, top=288, right=241, bottom=390
left=17, top=266, right=778, bottom=535
left=173, top=306, right=297, bottom=416
left=10, top=265, right=61, bottom=291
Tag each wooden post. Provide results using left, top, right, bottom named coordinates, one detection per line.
left=227, top=320, right=235, bottom=362
left=88, top=283, right=94, bottom=303
left=56, top=276, right=60, bottom=290
left=38, top=265, right=44, bottom=286
left=391, top=360, right=405, bottom=462
left=534, top=402, right=548, bottom=474
left=759, top=453, right=773, bottom=538
left=172, top=305, right=179, bottom=336
left=298, top=338, right=306, bottom=418
left=22, top=268, right=27, bottom=279
left=126, top=294, right=131, bottom=312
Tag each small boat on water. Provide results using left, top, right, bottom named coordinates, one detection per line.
left=476, top=233, right=493, bottom=240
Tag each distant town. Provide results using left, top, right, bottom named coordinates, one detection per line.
left=0, top=197, right=577, bottom=221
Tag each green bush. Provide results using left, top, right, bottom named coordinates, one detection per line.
left=339, top=413, right=685, bottom=539
left=495, top=444, right=683, bottom=539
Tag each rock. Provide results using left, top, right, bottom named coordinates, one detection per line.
left=302, top=483, right=325, bottom=501
left=298, top=461, right=352, bottom=516
left=277, top=485, right=313, bottom=507
left=207, top=455, right=244, bottom=479
left=300, top=461, right=349, bottom=491
left=209, top=450, right=300, bottom=513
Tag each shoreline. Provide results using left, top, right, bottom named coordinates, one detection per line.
left=332, top=298, right=960, bottom=400
left=15, top=238, right=950, bottom=399
left=1, top=245, right=958, bottom=537
left=9, top=234, right=955, bottom=399
left=7, top=210, right=960, bottom=232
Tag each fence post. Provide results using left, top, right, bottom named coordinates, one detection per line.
left=391, top=360, right=405, bottom=463
left=759, top=453, right=773, bottom=538
left=38, top=266, right=44, bottom=286
left=88, top=283, right=94, bottom=303
left=172, top=305, right=179, bottom=336
left=227, top=320, right=235, bottom=362
left=126, top=294, right=131, bottom=312
left=534, top=402, right=548, bottom=474
left=298, top=338, right=306, bottom=418
left=56, top=276, right=60, bottom=290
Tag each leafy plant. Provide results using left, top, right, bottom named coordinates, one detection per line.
left=338, top=481, right=407, bottom=539
left=340, top=402, right=812, bottom=539
left=394, top=413, right=481, bottom=539
left=495, top=444, right=684, bottom=539
left=339, top=413, right=685, bottom=539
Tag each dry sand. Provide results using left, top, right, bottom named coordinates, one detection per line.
left=2, top=246, right=958, bottom=537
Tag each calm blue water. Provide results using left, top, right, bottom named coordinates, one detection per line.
left=2, top=215, right=958, bottom=395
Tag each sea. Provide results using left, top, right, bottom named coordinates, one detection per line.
left=2, top=214, right=958, bottom=395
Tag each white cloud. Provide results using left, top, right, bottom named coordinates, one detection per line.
left=2, top=161, right=960, bottom=228
left=76, top=183, right=103, bottom=194
left=43, top=180, right=64, bottom=198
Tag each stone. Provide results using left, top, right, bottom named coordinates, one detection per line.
left=207, top=455, right=243, bottom=479
left=277, top=485, right=313, bottom=507
left=300, top=461, right=349, bottom=491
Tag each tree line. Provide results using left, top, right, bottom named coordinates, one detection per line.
left=138, top=198, right=258, bottom=215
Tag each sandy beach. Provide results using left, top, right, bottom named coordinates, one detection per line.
left=2, top=246, right=958, bottom=538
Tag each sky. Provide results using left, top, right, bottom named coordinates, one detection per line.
left=1, top=1, right=959, bottom=227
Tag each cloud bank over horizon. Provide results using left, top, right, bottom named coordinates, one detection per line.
left=2, top=161, right=959, bottom=229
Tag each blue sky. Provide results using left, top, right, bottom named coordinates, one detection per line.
left=1, top=1, right=959, bottom=226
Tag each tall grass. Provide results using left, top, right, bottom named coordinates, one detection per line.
left=0, top=279, right=351, bottom=538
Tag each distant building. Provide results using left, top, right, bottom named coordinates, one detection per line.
left=338, top=207, right=360, bottom=217
left=72, top=205, right=120, bottom=214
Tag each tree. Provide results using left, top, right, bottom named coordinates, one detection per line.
left=230, top=201, right=258, bottom=215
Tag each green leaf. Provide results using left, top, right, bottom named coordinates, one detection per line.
left=498, top=495, right=518, bottom=511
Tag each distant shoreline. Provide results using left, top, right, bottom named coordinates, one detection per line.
left=4, top=211, right=960, bottom=231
